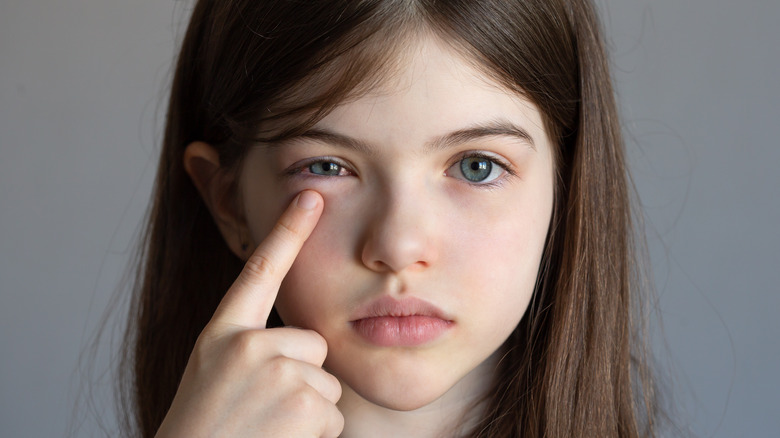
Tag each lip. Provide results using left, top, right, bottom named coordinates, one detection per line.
left=349, top=296, right=454, bottom=347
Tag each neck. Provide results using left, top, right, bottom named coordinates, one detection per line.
left=337, top=353, right=498, bottom=438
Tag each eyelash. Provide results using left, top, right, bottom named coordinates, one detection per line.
left=283, top=152, right=517, bottom=188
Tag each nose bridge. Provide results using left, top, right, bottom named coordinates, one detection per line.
left=360, top=178, right=438, bottom=273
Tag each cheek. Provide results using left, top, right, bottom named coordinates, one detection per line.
left=272, top=190, right=362, bottom=327
left=450, top=185, right=551, bottom=272
left=446, top=187, right=552, bottom=323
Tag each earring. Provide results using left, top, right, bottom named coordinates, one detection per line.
left=240, top=242, right=248, bottom=252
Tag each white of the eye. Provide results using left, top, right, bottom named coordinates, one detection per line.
left=482, top=164, right=503, bottom=182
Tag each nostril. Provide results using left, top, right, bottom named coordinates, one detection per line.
left=369, top=259, right=390, bottom=272
left=361, top=235, right=435, bottom=274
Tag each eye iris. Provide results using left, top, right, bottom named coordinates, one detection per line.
left=460, top=157, right=492, bottom=182
left=310, top=162, right=341, bottom=175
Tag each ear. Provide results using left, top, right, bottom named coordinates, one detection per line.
left=183, top=141, right=251, bottom=259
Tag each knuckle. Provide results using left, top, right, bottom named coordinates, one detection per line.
left=191, top=326, right=226, bottom=365
left=306, top=330, right=329, bottom=360
left=225, top=330, right=262, bottom=362
left=186, top=340, right=210, bottom=372
left=266, top=356, right=296, bottom=382
left=283, top=385, right=319, bottom=415
left=327, top=409, right=346, bottom=438
left=193, top=326, right=217, bottom=351
left=243, top=253, right=276, bottom=279
left=273, top=219, right=303, bottom=245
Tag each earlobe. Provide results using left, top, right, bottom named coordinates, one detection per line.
left=183, top=141, right=251, bottom=259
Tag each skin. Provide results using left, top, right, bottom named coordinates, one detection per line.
left=173, top=36, right=554, bottom=437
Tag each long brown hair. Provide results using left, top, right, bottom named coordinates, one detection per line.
left=122, top=0, right=658, bottom=436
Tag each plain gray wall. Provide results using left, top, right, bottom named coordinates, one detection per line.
left=1, top=0, right=778, bottom=436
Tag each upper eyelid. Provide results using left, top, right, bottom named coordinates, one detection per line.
left=450, top=151, right=515, bottom=174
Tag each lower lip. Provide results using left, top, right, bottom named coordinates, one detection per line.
left=351, top=316, right=452, bottom=347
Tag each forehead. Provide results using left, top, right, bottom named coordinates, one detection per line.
left=312, top=36, right=550, bottom=152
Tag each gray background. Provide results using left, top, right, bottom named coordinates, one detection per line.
left=1, top=0, right=778, bottom=436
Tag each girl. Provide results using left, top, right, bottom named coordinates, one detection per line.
left=122, top=0, right=658, bottom=436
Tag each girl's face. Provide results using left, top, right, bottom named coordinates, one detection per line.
left=238, top=36, right=554, bottom=411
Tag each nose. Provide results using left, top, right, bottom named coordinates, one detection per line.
left=360, top=189, right=439, bottom=273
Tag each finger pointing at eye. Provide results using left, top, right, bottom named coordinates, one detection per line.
left=157, top=190, right=341, bottom=438
left=211, top=190, right=324, bottom=329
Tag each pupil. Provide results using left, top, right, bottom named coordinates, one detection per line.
left=311, top=161, right=340, bottom=175
left=461, top=157, right=491, bottom=182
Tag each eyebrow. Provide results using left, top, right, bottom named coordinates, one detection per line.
left=429, top=119, right=536, bottom=152
left=277, top=119, right=536, bottom=153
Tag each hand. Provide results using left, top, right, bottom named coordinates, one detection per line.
left=155, top=190, right=344, bottom=438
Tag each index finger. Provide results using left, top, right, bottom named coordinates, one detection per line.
left=212, top=190, right=323, bottom=328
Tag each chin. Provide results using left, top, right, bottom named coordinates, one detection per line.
left=337, top=359, right=462, bottom=412
left=358, top=391, right=446, bottom=412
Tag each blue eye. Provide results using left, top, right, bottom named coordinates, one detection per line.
left=450, top=154, right=507, bottom=184
left=308, top=161, right=345, bottom=176
left=460, top=157, right=493, bottom=182
left=283, top=157, right=355, bottom=178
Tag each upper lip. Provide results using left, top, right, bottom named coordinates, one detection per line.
left=349, top=295, right=452, bottom=322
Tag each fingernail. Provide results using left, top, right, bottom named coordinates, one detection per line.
left=296, top=191, right=318, bottom=210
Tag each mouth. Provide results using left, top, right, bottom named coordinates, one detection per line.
left=349, top=296, right=454, bottom=347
